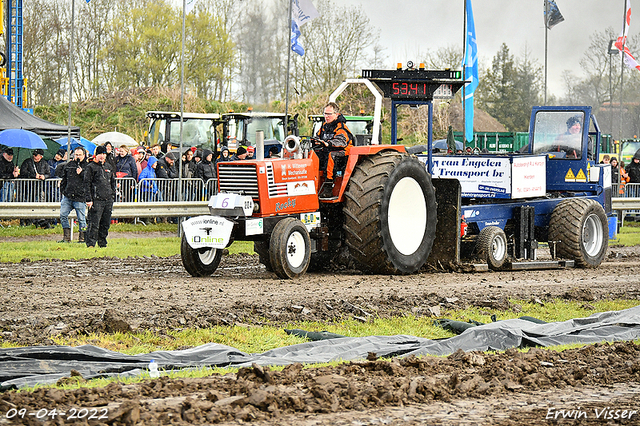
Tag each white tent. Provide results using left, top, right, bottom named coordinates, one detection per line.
left=91, top=131, right=139, bottom=148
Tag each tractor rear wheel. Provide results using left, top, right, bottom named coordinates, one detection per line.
left=475, top=226, right=508, bottom=270
left=343, top=151, right=437, bottom=274
left=181, top=234, right=223, bottom=277
left=548, top=199, right=608, bottom=267
left=269, top=218, right=311, bottom=279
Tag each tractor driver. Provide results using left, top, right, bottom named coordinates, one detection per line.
left=315, top=102, right=354, bottom=198
left=554, top=115, right=582, bottom=159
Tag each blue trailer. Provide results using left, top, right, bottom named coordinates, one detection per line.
left=363, top=67, right=611, bottom=270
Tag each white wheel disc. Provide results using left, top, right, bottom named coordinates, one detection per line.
left=286, top=231, right=306, bottom=268
left=198, top=248, right=218, bottom=265
left=492, top=234, right=507, bottom=262
left=582, top=214, right=604, bottom=257
left=388, top=177, right=427, bottom=256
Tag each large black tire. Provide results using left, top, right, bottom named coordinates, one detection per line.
left=181, top=234, right=223, bottom=277
left=269, top=218, right=311, bottom=279
left=254, top=240, right=273, bottom=272
left=475, top=226, right=508, bottom=270
left=548, top=199, right=608, bottom=268
left=343, top=151, right=437, bottom=274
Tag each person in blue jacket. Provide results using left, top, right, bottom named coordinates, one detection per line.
left=138, top=156, right=161, bottom=202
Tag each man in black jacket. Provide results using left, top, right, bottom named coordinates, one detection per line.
left=627, top=149, right=640, bottom=183
left=18, top=148, right=50, bottom=203
left=0, top=148, right=19, bottom=202
left=155, top=151, right=178, bottom=179
left=59, top=147, right=89, bottom=243
left=84, top=145, right=116, bottom=248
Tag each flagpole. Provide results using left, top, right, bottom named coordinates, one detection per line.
left=66, top=0, right=76, bottom=156
left=544, top=0, right=548, bottom=105
left=284, top=0, right=293, bottom=126
left=462, top=0, right=467, bottom=146
left=179, top=0, right=187, bottom=206
left=620, top=0, right=627, bottom=140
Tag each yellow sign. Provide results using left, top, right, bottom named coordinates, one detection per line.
left=575, top=169, right=587, bottom=182
left=565, top=169, right=576, bottom=182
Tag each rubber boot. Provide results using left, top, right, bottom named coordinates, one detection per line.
left=78, top=231, right=85, bottom=243
left=58, top=228, right=71, bottom=243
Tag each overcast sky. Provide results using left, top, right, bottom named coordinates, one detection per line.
left=338, top=0, right=635, bottom=97
left=170, top=0, right=636, bottom=97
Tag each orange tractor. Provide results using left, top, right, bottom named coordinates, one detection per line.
left=180, top=69, right=464, bottom=279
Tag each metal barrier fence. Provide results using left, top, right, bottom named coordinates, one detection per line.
left=619, top=183, right=640, bottom=224
left=0, top=178, right=62, bottom=203
left=0, top=178, right=217, bottom=204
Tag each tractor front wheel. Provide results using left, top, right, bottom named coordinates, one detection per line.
left=269, top=218, right=311, bottom=279
left=181, top=234, right=223, bottom=277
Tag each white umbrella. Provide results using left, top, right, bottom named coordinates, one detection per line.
left=91, top=131, right=139, bottom=148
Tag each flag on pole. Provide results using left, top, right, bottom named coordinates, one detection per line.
left=544, top=0, right=565, bottom=29
left=463, top=0, right=478, bottom=144
left=185, top=0, right=198, bottom=15
left=615, top=0, right=640, bottom=72
left=291, top=0, right=319, bottom=56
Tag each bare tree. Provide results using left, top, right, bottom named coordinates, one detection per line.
left=424, top=44, right=463, bottom=70
left=291, top=0, right=378, bottom=97
left=23, top=0, right=70, bottom=105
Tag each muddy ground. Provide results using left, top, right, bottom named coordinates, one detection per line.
left=0, top=238, right=639, bottom=425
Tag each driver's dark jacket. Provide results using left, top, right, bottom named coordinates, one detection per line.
left=84, top=159, right=116, bottom=202
left=316, top=114, right=354, bottom=154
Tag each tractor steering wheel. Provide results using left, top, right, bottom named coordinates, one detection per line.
left=310, top=137, right=328, bottom=151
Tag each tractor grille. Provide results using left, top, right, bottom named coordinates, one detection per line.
left=266, top=163, right=288, bottom=197
left=217, top=163, right=259, bottom=197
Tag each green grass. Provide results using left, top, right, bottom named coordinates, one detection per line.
left=41, top=298, right=638, bottom=357
left=612, top=224, right=640, bottom=246
left=0, top=221, right=178, bottom=237
left=6, top=297, right=633, bottom=391
left=0, top=223, right=255, bottom=262
left=0, top=237, right=181, bottom=262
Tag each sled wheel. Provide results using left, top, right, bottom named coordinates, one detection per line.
left=475, top=226, right=508, bottom=270
left=254, top=240, right=273, bottom=272
left=269, top=218, right=311, bottom=279
left=343, top=151, right=437, bottom=274
left=181, top=234, right=223, bottom=277
left=548, top=199, right=608, bottom=268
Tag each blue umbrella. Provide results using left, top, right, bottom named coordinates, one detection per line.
left=80, top=137, right=97, bottom=155
left=55, top=137, right=97, bottom=155
left=0, top=129, right=47, bottom=149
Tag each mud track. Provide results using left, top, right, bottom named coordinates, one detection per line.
left=0, top=243, right=639, bottom=425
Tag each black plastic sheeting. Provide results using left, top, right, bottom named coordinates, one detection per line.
left=0, top=96, right=80, bottom=139
left=1, top=306, right=639, bottom=390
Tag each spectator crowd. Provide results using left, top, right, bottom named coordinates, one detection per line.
left=0, top=141, right=260, bottom=237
